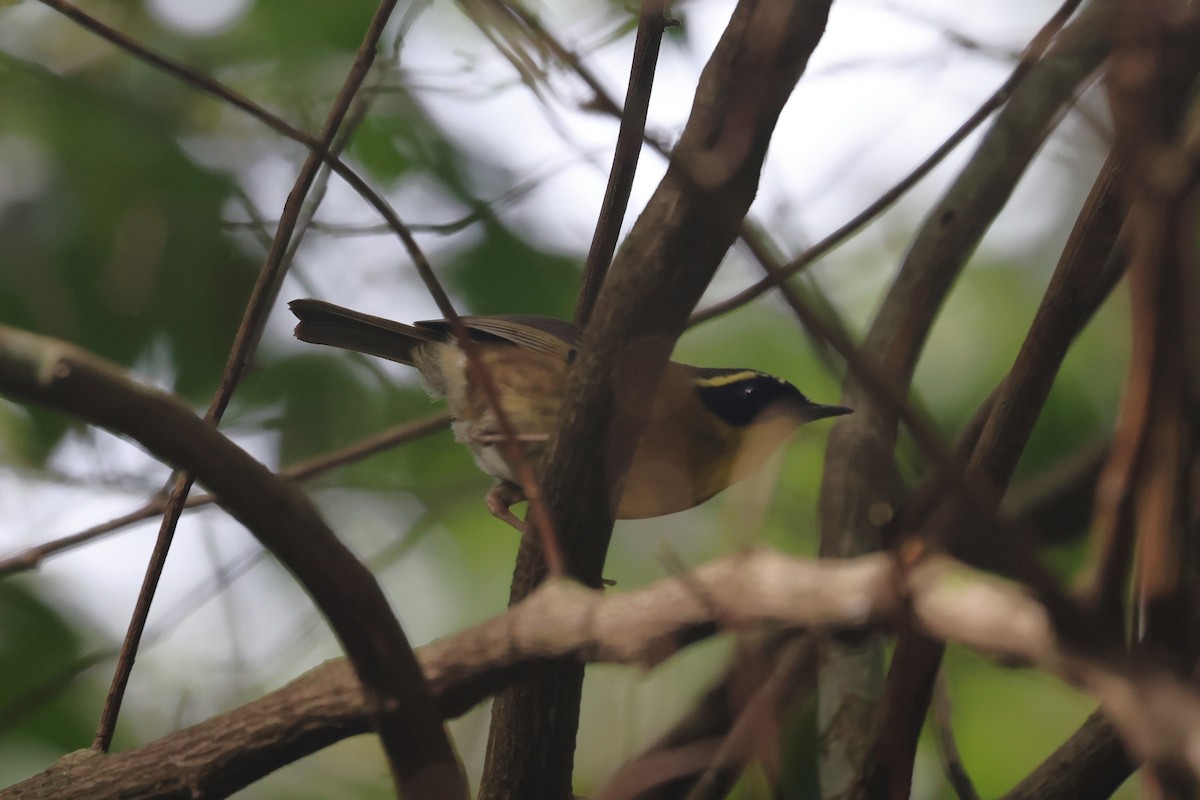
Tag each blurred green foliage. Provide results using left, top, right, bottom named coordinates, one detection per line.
left=0, top=582, right=95, bottom=758
left=0, top=54, right=258, bottom=460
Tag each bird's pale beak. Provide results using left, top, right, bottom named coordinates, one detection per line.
left=802, top=403, right=853, bottom=422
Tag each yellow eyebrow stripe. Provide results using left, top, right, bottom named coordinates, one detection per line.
left=694, top=370, right=761, bottom=388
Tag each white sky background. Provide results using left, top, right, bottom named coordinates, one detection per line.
left=2, top=0, right=1113, bottom=793
left=255, top=0, right=1110, bottom=324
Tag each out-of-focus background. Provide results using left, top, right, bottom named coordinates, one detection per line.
left=0, top=0, right=1126, bottom=796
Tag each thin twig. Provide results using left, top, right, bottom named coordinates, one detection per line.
left=932, top=672, right=982, bottom=800
left=223, top=174, right=546, bottom=237
left=33, top=0, right=456, bottom=318
left=688, top=0, right=1089, bottom=327
left=680, top=639, right=817, bottom=800
left=0, top=412, right=450, bottom=576
left=575, top=1, right=671, bottom=327
left=1000, top=711, right=1132, bottom=800
left=275, top=90, right=380, bottom=323
left=1002, top=438, right=1109, bottom=544
left=74, top=0, right=406, bottom=764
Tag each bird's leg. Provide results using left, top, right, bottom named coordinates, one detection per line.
left=488, top=479, right=615, bottom=586
left=486, top=480, right=528, bottom=531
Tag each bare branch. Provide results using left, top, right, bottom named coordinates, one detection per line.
left=1001, top=438, right=1109, bottom=544
left=678, top=639, right=817, bottom=800
left=481, top=1, right=834, bottom=797
left=82, top=0, right=410, bottom=761
left=0, top=412, right=450, bottom=576
left=576, top=0, right=671, bottom=327
left=33, top=0, right=456, bottom=318
left=932, top=673, right=981, bottom=800
left=0, top=326, right=465, bottom=798
left=12, top=548, right=1200, bottom=800
left=597, top=633, right=808, bottom=800
left=817, top=1, right=1114, bottom=793
left=1001, top=712, right=1132, bottom=800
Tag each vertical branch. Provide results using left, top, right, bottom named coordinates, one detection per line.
left=1088, top=0, right=1200, bottom=682
left=931, top=674, right=980, bottom=800
left=481, top=2, right=670, bottom=795
left=816, top=3, right=1113, bottom=796
left=478, top=2, right=833, bottom=798
left=575, top=1, right=672, bottom=327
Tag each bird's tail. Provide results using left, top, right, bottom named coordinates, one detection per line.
left=288, top=298, right=437, bottom=365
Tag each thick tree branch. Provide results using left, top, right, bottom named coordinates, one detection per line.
left=0, top=327, right=464, bottom=798
left=16, top=548, right=1200, bottom=800
left=1001, top=712, right=1131, bottom=800
left=481, top=1, right=833, bottom=797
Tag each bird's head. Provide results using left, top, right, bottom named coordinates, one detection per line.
left=692, top=368, right=851, bottom=486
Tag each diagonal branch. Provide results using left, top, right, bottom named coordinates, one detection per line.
left=14, top=547, right=1200, bottom=800
left=34, top=0, right=456, bottom=317
left=816, top=2, right=1114, bottom=795
left=0, top=327, right=466, bottom=798
left=0, top=412, right=450, bottom=577
left=689, top=0, right=1088, bottom=326
left=575, top=0, right=671, bottom=327
left=864, top=151, right=1128, bottom=800
left=77, top=0, right=409, bottom=759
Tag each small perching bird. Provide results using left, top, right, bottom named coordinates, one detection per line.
left=289, top=298, right=850, bottom=526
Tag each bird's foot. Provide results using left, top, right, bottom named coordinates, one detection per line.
left=486, top=481, right=528, bottom=532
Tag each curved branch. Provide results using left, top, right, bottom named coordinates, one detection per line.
left=0, top=327, right=465, bottom=798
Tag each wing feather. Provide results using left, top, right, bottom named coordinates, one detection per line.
left=416, top=315, right=579, bottom=359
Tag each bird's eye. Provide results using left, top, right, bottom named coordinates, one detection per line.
left=698, top=374, right=783, bottom=427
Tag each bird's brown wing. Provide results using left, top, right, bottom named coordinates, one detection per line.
left=416, top=315, right=580, bottom=360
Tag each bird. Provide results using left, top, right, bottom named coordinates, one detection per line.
left=289, top=298, right=851, bottom=526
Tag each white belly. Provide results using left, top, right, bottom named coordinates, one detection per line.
left=451, top=419, right=517, bottom=482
